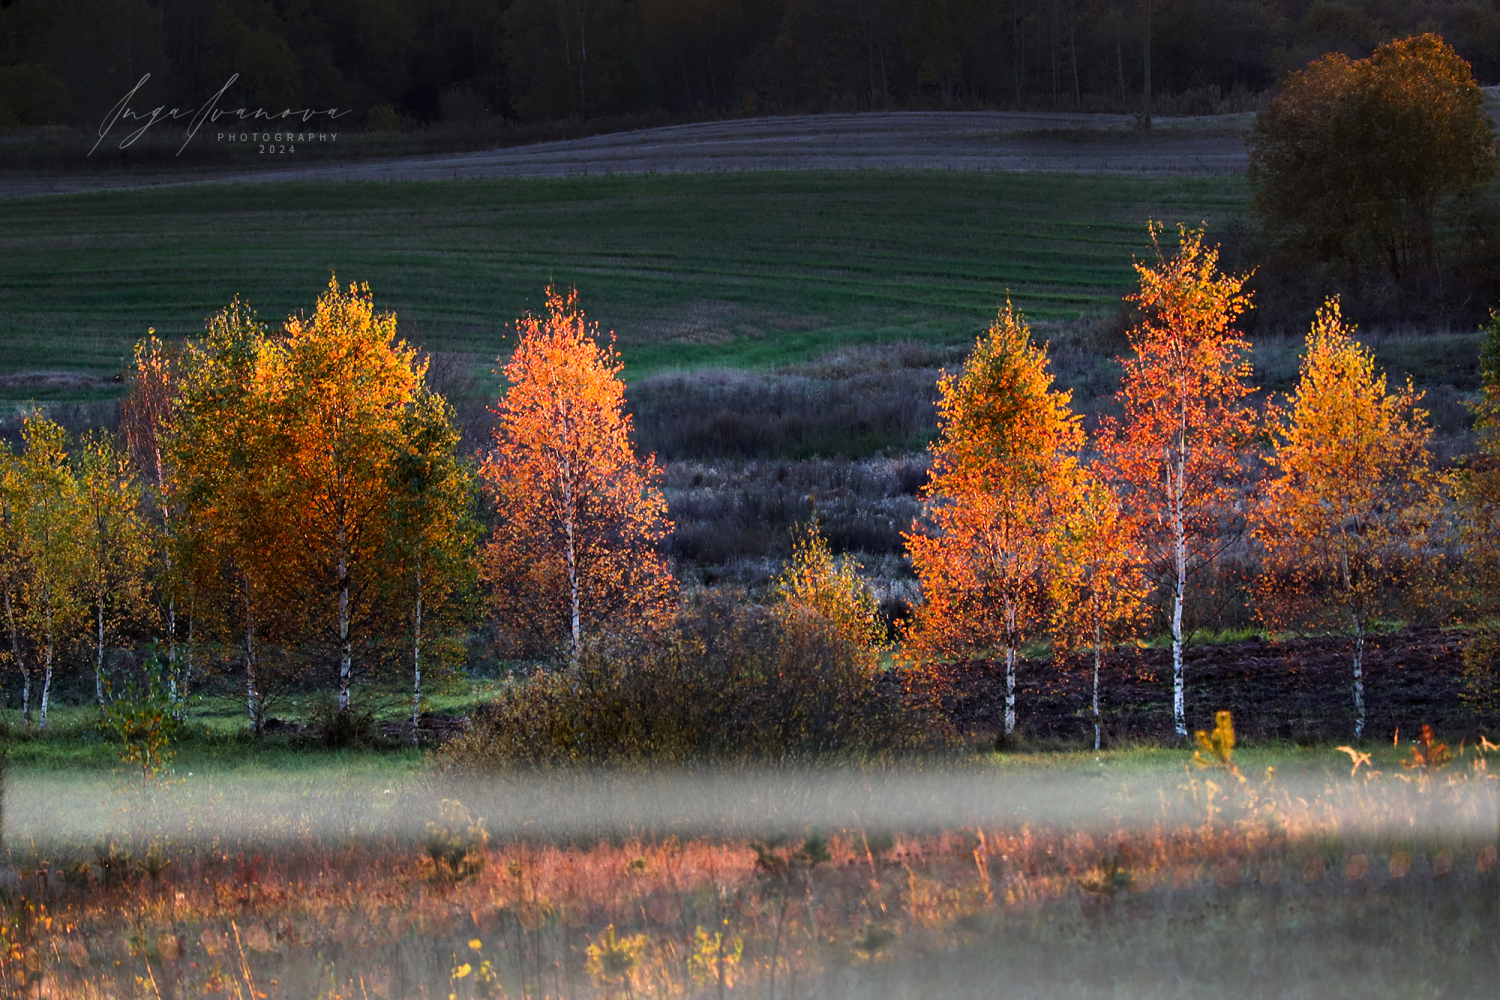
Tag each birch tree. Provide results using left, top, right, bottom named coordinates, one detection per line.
left=74, top=430, right=152, bottom=708
left=170, top=299, right=284, bottom=735
left=1253, top=298, right=1435, bottom=739
left=481, top=286, right=675, bottom=664
left=1049, top=470, right=1147, bottom=752
left=270, top=277, right=427, bottom=719
left=387, top=385, right=477, bottom=745
left=904, top=301, right=1082, bottom=737
left=1099, top=224, right=1257, bottom=738
left=122, top=332, right=195, bottom=710
left=14, top=417, right=83, bottom=730
left=0, top=442, right=30, bottom=724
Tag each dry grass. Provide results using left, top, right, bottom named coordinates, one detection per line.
left=3, top=750, right=1497, bottom=998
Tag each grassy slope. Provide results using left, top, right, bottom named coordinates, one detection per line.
left=2, top=682, right=508, bottom=773
left=1, top=688, right=1409, bottom=778
left=0, top=171, right=1247, bottom=396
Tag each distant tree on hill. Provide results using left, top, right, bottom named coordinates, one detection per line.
left=502, top=0, right=654, bottom=119
left=481, top=286, right=675, bottom=664
left=1248, top=33, right=1499, bottom=285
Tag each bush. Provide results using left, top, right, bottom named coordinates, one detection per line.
left=771, top=520, right=888, bottom=651
left=443, top=593, right=951, bottom=768
left=100, top=657, right=183, bottom=777
left=303, top=692, right=381, bottom=749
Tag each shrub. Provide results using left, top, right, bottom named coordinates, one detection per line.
left=100, top=656, right=183, bottom=778
left=771, top=520, right=887, bottom=651
left=303, top=691, right=381, bottom=749
left=442, top=593, right=950, bottom=768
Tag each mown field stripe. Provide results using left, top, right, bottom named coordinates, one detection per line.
left=0, top=170, right=1249, bottom=391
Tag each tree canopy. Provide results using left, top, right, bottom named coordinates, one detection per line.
left=1098, top=224, right=1256, bottom=738
left=15, top=0, right=1500, bottom=129
left=167, top=283, right=473, bottom=733
left=481, top=286, right=675, bottom=664
left=904, top=300, right=1082, bottom=736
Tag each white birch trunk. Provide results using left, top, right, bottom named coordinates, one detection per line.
left=172, top=610, right=194, bottom=722
left=1004, top=596, right=1017, bottom=736
left=1352, top=618, right=1366, bottom=740
left=1169, top=429, right=1188, bottom=737
left=6, top=588, right=28, bottom=728
left=567, top=518, right=581, bottom=667
left=39, top=600, right=53, bottom=730
left=244, top=587, right=260, bottom=735
left=95, top=599, right=106, bottom=707
left=1093, top=618, right=1103, bottom=753
left=338, top=560, right=351, bottom=715
left=166, top=596, right=178, bottom=708
left=1004, top=642, right=1017, bottom=736
left=412, top=563, right=423, bottom=748
left=560, top=449, right=582, bottom=668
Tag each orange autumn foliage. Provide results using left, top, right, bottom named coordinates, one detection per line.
left=1098, top=224, right=1257, bottom=737
left=169, top=299, right=284, bottom=733
left=481, top=287, right=674, bottom=663
left=1253, top=298, right=1435, bottom=739
left=904, top=301, right=1082, bottom=735
left=1049, top=471, right=1148, bottom=752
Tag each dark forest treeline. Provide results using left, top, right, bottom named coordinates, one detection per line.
left=6, top=0, right=1500, bottom=128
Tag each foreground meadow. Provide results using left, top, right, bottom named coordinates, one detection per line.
left=2, top=734, right=1497, bottom=999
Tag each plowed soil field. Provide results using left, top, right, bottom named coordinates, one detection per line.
left=0, top=111, right=1251, bottom=199
left=950, top=629, right=1491, bottom=747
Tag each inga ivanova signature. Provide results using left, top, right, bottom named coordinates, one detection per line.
left=91, top=73, right=352, bottom=156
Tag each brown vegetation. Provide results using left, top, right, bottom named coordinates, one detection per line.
left=3, top=753, right=1498, bottom=998
left=444, top=593, right=946, bottom=768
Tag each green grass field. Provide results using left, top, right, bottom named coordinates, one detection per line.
left=0, top=688, right=1421, bottom=780
left=0, top=171, right=1248, bottom=396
